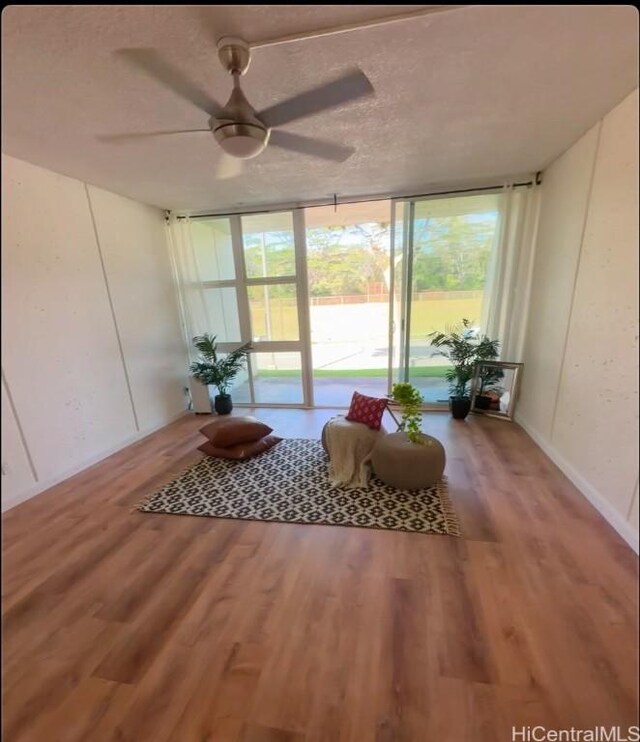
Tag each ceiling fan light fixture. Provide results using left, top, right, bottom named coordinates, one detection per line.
left=109, top=38, right=374, bottom=171
left=213, top=122, right=269, bottom=159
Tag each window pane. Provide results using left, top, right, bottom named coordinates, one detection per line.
left=191, top=218, right=235, bottom=282
left=305, top=200, right=393, bottom=407
left=248, top=284, right=299, bottom=341
left=252, top=352, right=303, bottom=404
left=408, top=194, right=501, bottom=404
left=202, top=287, right=241, bottom=343
left=228, top=362, right=251, bottom=403
left=242, top=212, right=295, bottom=278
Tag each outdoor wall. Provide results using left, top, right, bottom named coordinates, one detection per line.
left=1, top=154, right=188, bottom=511
left=518, top=89, right=639, bottom=550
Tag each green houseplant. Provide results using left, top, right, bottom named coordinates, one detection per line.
left=428, top=319, right=500, bottom=420
left=390, top=382, right=425, bottom=444
left=189, top=334, right=252, bottom=415
left=474, top=364, right=505, bottom=410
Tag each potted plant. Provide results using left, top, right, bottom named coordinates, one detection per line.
left=428, top=319, right=500, bottom=420
left=390, top=382, right=425, bottom=444
left=189, top=334, right=252, bottom=415
left=374, top=381, right=446, bottom=490
left=474, top=364, right=505, bottom=410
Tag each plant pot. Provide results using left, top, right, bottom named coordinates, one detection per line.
left=214, top=394, right=233, bottom=415
left=449, top=396, right=471, bottom=420
left=474, top=394, right=492, bottom=410
left=371, top=431, right=446, bottom=489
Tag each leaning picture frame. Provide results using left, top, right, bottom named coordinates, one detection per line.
left=470, top=361, right=524, bottom=421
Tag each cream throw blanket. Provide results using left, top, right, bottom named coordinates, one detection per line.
left=325, top=416, right=386, bottom=489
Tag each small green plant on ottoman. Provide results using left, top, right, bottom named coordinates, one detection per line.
left=372, top=382, right=446, bottom=489
left=390, top=382, right=425, bottom=444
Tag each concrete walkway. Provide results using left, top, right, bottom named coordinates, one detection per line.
left=233, top=375, right=449, bottom=407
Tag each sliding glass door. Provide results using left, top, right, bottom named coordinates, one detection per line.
left=395, top=193, right=502, bottom=404
left=187, top=190, right=502, bottom=409
left=304, top=201, right=392, bottom=407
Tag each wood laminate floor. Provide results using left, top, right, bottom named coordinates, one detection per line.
left=2, top=410, right=638, bottom=741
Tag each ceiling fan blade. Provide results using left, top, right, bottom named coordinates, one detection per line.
left=216, top=153, right=244, bottom=180
left=269, top=130, right=354, bottom=163
left=97, top=129, right=211, bottom=144
left=258, top=68, right=374, bottom=128
left=114, top=48, right=223, bottom=117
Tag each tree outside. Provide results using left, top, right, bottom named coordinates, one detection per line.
left=243, top=210, right=496, bottom=301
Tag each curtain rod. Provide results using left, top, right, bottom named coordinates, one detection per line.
left=175, top=175, right=541, bottom=221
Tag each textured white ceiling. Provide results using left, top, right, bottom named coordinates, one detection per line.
left=2, top=5, right=638, bottom=212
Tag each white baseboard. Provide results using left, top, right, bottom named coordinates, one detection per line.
left=1, top=409, right=189, bottom=513
left=516, top=414, right=639, bottom=554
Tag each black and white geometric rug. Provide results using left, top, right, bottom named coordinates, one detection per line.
left=137, top=439, right=460, bottom=536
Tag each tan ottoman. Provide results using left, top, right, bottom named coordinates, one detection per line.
left=371, top=432, right=445, bottom=489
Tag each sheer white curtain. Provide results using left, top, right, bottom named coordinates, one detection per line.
left=481, top=183, right=541, bottom=361
left=165, top=215, right=211, bottom=362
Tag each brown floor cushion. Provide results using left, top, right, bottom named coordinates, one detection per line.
left=198, top=435, right=282, bottom=461
left=199, top=416, right=273, bottom=448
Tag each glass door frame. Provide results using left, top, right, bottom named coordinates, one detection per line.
left=303, top=200, right=396, bottom=409
left=388, top=198, right=408, bottom=394
left=392, top=189, right=505, bottom=410
left=391, top=197, right=445, bottom=407
left=187, top=183, right=514, bottom=410
left=391, top=197, right=447, bottom=410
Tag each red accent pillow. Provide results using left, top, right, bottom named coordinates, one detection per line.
left=345, top=391, right=387, bottom=431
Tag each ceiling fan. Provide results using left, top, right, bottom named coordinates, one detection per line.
left=101, top=37, right=375, bottom=179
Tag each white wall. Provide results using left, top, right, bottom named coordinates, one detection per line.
left=518, top=89, right=639, bottom=551
left=1, top=374, right=37, bottom=497
left=87, top=186, right=187, bottom=431
left=630, top=481, right=639, bottom=530
left=517, top=127, right=600, bottom=435
left=1, top=155, right=188, bottom=511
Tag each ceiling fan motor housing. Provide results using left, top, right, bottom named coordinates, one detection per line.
left=217, top=37, right=251, bottom=75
